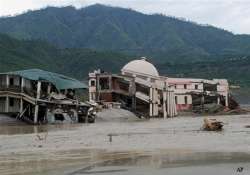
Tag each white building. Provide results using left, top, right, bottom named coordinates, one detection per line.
left=89, top=58, right=230, bottom=118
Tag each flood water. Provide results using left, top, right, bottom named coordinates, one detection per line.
left=1, top=112, right=250, bottom=175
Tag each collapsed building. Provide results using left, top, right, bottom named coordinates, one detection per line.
left=0, top=69, right=94, bottom=124
left=89, top=58, right=231, bottom=118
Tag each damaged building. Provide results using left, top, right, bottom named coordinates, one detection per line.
left=0, top=69, right=94, bottom=124
left=89, top=58, right=231, bottom=118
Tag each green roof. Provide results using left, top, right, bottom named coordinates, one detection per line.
left=1, top=69, right=87, bottom=90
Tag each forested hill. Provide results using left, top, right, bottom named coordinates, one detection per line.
left=1, top=33, right=250, bottom=87
left=1, top=4, right=250, bottom=63
left=0, top=33, right=131, bottom=79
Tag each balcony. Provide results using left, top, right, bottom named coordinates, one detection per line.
left=0, top=85, right=36, bottom=98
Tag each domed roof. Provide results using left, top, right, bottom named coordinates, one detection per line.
left=121, top=58, right=159, bottom=77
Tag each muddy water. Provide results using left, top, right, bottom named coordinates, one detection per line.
left=1, top=113, right=250, bottom=174
left=1, top=150, right=250, bottom=175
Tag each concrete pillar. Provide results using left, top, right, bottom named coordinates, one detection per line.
left=153, top=88, right=158, bottom=116
left=163, top=91, right=167, bottom=119
left=34, top=105, right=39, bottom=124
left=171, top=92, right=174, bottom=117
left=96, top=76, right=100, bottom=101
left=129, top=80, right=136, bottom=95
left=173, top=92, right=176, bottom=117
left=21, top=77, right=25, bottom=92
left=6, top=75, right=9, bottom=88
left=170, top=91, right=173, bottom=118
left=172, top=91, right=177, bottom=117
left=167, top=91, right=170, bottom=117
left=88, top=79, right=92, bottom=101
left=225, top=94, right=229, bottom=107
left=174, top=94, right=177, bottom=116
left=47, top=83, right=51, bottom=94
left=5, top=96, right=9, bottom=113
left=34, top=81, right=41, bottom=124
left=20, top=98, right=23, bottom=113
left=166, top=91, right=169, bottom=117
left=149, top=87, right=153, bottom=117
left=109, top=76, right=112, bottom=90
left=89, top=92, right=91, bottom=101
left=36, top=81, right=41, bottom=99
left=173, top=100, right=176, bottom=116
left=217, top=96, right=220, bottom=105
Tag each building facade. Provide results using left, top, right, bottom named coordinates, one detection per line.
left=89, top=58, right=230, bottom=118
left=0, top=69, right=91, bottom=124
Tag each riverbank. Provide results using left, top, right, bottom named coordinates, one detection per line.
left=1, top=114, right=250, bottom=153
left=1, top=113, right=250, bottom=174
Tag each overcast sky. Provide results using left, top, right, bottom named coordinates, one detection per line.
left=0, top=0, right=250, bottom=34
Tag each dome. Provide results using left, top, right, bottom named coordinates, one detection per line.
left=121, top=58, right=159, bottom=77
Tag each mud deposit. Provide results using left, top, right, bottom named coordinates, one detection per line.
left=1, top=113, right=250, bottom=174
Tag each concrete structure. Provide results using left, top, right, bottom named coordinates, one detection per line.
left=0, top=69, right=92, bottom=124
left=168, top=78, right=229, bottom=111
left=89, top=58, right=230, bottom=118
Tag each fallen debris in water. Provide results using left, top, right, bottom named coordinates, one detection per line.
left=202, top=118, right=224, bottom=131
left=108, top=134, right=113, bottom=143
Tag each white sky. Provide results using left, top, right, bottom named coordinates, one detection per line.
left=0, top=0, right=250, bottom=34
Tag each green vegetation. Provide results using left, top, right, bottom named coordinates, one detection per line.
left=0, top=33, right=131, bottom=79
left=157, top=56, right=250, bottom=87
left=0, top=4, right=250, bottom=90
left=1, top=4, right=250, bottom=63
left=1, top=33, right=250, bottom=88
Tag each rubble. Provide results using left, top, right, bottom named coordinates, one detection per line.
left=202, top=118, right=224, bottom=131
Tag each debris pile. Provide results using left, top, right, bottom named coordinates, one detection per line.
left=202, top=118, right=224, bottom=131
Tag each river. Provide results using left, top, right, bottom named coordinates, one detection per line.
left=0, top=111, right=250, bottom=175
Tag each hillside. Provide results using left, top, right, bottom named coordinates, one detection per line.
left=1, top=4, right=250, bottom=63
left=157, top=57, right=250, bottom=87
left=1, top=33, right=250, bottom=88
left=0, top=33, right=131, bottom=79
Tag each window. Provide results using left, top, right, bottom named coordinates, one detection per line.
left=54, top=114, right=64, bottom=121
left=195, top=85, right=198, bottom=90
left=90, top=80, right=95, bottom=87
left=9, top=98, right=14, bottom=107
left=184, top=96, right=188, bottom=104
left=175, top=96, right=178, bottom=104
left=9, top=78, right=14, bottom=86
left=184, top=84, right=187, bottom=89
left=99, top=78, right=109, bottom=90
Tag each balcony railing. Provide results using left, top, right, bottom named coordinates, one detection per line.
left=0, top=85, right=21, bottom=92
left=0, top=85, right=37, bottom=97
